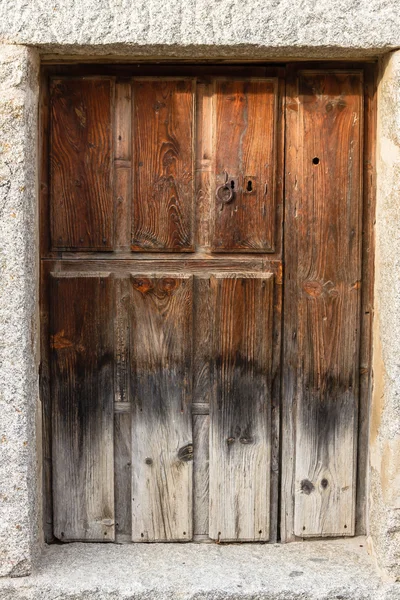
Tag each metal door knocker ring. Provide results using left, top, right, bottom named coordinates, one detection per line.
left=216, top=171, right=234, bottom=204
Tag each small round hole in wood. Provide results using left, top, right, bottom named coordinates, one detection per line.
left=312, top=157, right=320, bottom=165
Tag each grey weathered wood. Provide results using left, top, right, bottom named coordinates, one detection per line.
left=50, top=272, right=115, bottom=541
left=193, top=414, right=210, bottom=536
left=192, top=276, right=213, bottom=536
left=209, top=273, right=274, bottom=542
left=130, top=274, right=193, bottom=541
left=114, top=412, right=132, bottom=541
left=114, top=277, right=130, bottom=403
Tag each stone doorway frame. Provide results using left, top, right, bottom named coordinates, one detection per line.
left=0, top=44, right=399, bottom=582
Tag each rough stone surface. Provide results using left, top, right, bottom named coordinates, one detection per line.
left=0, top=45, right=40, bottom=577
left=0, top=0, right=399, bottom=58
left=368, top=50, right=400, bottom=582
left=0, top=540, right=399, bottom=599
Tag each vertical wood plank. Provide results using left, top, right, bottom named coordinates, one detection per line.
left=132, top=79, right=195, bottom=252
left=269, top=265, right=283, bottom=543
left=114, top=80, right=132, bottom=251
left=113, top=277, right=131, bottom=542
left=356, top=66, right=376, bottom=535
left=114, top=277, right=130, bottom=404
left=50, top=273, right=115, bottom=541
left=281, top=69, right=300, bottom=542
left=284, top=71, right=363, bottom=538
left=193, top=277, right=213, bottom=407
left=195, top=80, right=213, bottom=250
left=40, top=261, right=54, bottom=542
left=209, top=273, right=274, bottom=541
left=130, top=274, right=193, bottom=541
left=192, top=276, right=213, bottom=536
left=193, top=414, right=210, bottom=536
left=212, top=79, right=277, bottom=252
left=114, top=412, right=132, bottom=541
left=50, top=77, right=114, bottom=251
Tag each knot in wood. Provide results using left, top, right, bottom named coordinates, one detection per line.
left=300, top=479, right=315, bottom=495
left=178, top=444, right=193, bottom=462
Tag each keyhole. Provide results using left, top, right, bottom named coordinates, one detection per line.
left=246, top=180, right=253, bottom=192
left=231, top=180, right=235, bottom=189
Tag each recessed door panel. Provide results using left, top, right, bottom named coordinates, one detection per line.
left=212, top=79, right=278, bottom=252
left=50, top=77, right=114, bottom=251
left=129, top=274, right=193, bottom=541
left=50, top=273, right=114, bottom=541
left=209, top=273, right=274, bottom=541
left=132, top=79, right=195, bottom=252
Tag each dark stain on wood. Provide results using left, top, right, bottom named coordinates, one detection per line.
left=284, top=70, right=363, bottom=538
left=41, top=64, right=372, bottom=545
left=130, top=274, right=193, bottom=541
left=50, top=273, right=115, bottom=541
left=209, top=274, right=273, bottom=542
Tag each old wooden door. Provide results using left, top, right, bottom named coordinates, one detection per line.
left=41, top=65, right=370, bottom=544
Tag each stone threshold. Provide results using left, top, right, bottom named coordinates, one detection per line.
left=1, top=537, right=399, bottom=599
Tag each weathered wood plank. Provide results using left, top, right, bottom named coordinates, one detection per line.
left=114, top=80, right=132, bottom=251
left=50, top=77, right=114, bottom=251
left=40, top=260, right=54, bottom=542
left=212, top=79, right=277, bottom=252
left=50, top=273, right=115, bottom=541
left=209, top=273, right=274, bottom=541
left=195, top=80, right=213, bottom=249
left=132, top=79, right=195, bottom=252
left=356, top=65, right=376, bottom=536
left=193, top=414, right=210, bottom=536
left=130, top=274, right=193, bottom=541
left=284, top=71, right=363, bottom=538
left=280, top=69, right=298, bottom=542
left=114, top=412, right=132, bottom=541
left=114, top=277, right=130, bottom=403
left=192, top=277, right=213, bottom=536
left=51, top=257, right=274, bottom=276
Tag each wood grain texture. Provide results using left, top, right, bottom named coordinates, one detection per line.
left=114, top=412, right=132, bottom=540
left=212, top=79, right=277, bottom=252
left=132, top=79, right=195, bottom=252
left=284, top=71, right=363, bottom=538
left=114, top=80, right=132, bottom=251
left=193, top=414, right=210, bottom=536
left=114, top=277, right=130, bottom=403
left=192, top=276, right=214, bottom=536
left=50, top=273, right=115, bottom=541
left=50, top=77, right=114, bottom=251
left=356, top=66, right=376, bottom=535
left=130, top=274, right=193, bottom=541
left=209, top=273, right=274, bottom=541
left=195, top=81, right=213, bottom=250
left=40, top=260, right=54, bottom=542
